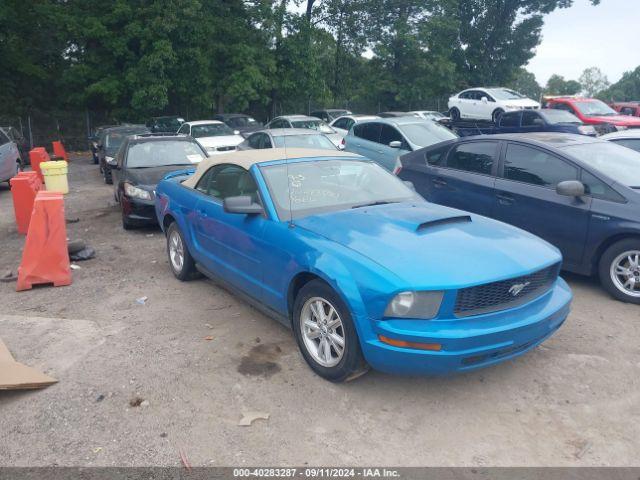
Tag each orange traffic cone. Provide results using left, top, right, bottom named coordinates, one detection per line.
left=16, top=191, right=72, bottom=291
left=52, top=141, right=68, bottom=162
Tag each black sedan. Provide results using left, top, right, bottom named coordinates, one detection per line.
left=97, top=125, right=149, bottom=183
left=109, top=134, right=207, bottom=229
left=213, top=113, right=262, bottom=136
left=397, top=133, right=640, bottom=304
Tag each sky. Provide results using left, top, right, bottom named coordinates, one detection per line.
left=527, top=0, right=640, bottom=85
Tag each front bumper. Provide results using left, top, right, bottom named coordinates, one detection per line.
left=360, top=278, right=571, bottom=375
left=122, top=196, right=157, bottom=225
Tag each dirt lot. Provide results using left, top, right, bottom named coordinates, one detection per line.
left=0, top=154, right=638, bottom=467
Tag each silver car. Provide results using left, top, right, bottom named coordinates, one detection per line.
left=266, top=115, right=342, bottom=148
left=0, top=127, right=21, bottom=183
left=238, top=128, right=339, bottom=151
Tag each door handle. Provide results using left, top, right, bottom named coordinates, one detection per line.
left=432, top=178, right=447, bottom=188
left=496, top=192, right=514, bottom=205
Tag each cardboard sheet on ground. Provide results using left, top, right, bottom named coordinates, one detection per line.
left=0, top=337, right=57, bottom=390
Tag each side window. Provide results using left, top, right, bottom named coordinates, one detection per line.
left=620, top=107, right=634, bottom=116
left=177, top=124, right=190, bottom=135
left=196, top=164, right=258, bottom=201
left=333, top=118, right=348, bottom=130
left=503, top=144, right=577, bottom=187
left=424, top=145, right=450, bottom=167
left=522, top=111, right=544, bottom=127
left=262, top=134, right=272, bottom=148
left=446, top=142, right=497, bottom=175
left=0, top=130, right=9, bottom=146
left=379, top=125, right=403, bottom=146
left=353, top=124, right=365, bottom=138
left=345, top=119, right=355, bottom=130
left=611, top=138, right=640, bottom=153
left=361, top=123, right=382, bottom=143
left=581, top=170, right=625, bottom=202
left=248, top=134, right=262, bottom=149
left=459, top=91, right=471, bottom=100
left=269, top=119, right=281, bottom=128
left=500, top=112, right=520, bottom=127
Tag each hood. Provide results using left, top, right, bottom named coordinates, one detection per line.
left=124, top=165, right=195, bottom=188
left=586, top=115, right=640, bottom=126
left=295, top=202, right=561, bottom=289
left=325, top=133, right=343, bottom=147
left=196, top=135, right=244, bottom=149
left=506, top=99, right=540, bottom=107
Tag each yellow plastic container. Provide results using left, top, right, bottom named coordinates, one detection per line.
left=40, top=160, right=69, bottom=194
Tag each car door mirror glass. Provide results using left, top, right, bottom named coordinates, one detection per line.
left=556, top=180, right=585, bottom=197
left=223, top=195, right=263, bottom=215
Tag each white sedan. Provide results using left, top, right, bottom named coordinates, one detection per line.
left=177, top=120, right=244, bottom=154
left=329, top=114, right=380, bottom=138
left=601, top=129, right=640, bottom=153
left=448, top=87, right=540, bottom=123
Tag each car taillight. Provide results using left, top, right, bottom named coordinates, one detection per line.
left=392, top=157, right=402, bottom=175
left=341, top=137, right=345, bottom=146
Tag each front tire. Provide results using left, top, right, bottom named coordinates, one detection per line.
left=166, top=222, right=197, bottom=281
left=599, top=239, right=640, bottom=304
left=104, top=169, right=113, bottom=185
left=492, top=108, right=504, bottom=124
left=292, top=280, right=368, bottom=382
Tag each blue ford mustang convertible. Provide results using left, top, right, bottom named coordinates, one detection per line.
left=155, top=148, right=572, bottom=382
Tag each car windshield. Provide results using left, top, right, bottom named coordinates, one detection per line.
left=273, top=134, right=336, bottom=150
left=487, top=88, right=527, bottom=100
left=291, top=120, right=335, bottom=134
left=260, top=159, right=418, bottom=220
left=126, top=141, right=205, bottom=168
left=574, top=100, right=618, bottom=117
left=400, top=122, right=458, bottom=147
left=105, top=129, right=147, bottom=155
left=563, top=142, right=640, bottom=188
left=191, top=123, right=234, bottom=138
left=540, top=110, right=581, bottom=124
left=156, top=117, right=184, bottom=129
left=227, top=117, right=259, bottom=128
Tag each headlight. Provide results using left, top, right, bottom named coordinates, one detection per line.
left=615, top=125, right=628, bottom=131
left=105, top=156, right=116, bottom=165
left=124, top=183, right=152, bottom=200
left=384, top=291, right=444, bottom=319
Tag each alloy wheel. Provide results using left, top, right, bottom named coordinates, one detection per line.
left=610, top=250, right=640, bottom=298
left=300, top=297, right=345, bottom=367
left=169, top=230, right=185, bottom=273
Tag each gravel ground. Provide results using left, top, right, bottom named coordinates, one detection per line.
left=0, top=154, right=638, bottom=467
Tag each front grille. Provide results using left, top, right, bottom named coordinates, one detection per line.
left=454, top=263, right=560, bottom=317
left=216, top=145, right=236, bottom=152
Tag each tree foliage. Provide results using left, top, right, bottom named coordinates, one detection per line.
left=0, top=0, right=602, bottom=118
left=598, top=66, right=640, bottom=102
left=545, top=74, right=582, bottom=96
left=579, top=67, right=610, bottom=97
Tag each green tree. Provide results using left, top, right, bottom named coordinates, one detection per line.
left=508, top=68, right=542, bottom=100
left=598, top=66, right=640, bottom=101
left=579, top=67, right=610, bottom=97
left=545, top=74, right=582, bottom=96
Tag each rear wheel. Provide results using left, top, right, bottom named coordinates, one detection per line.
left=492, top=108, right=504, bottom=124
left=166, top=222, right=197, bottom=281
left=104, top=168, right=112, bottom=185
left=292, top=280, right=368, bottom=382
left=599, top=239, right=640, bottom=304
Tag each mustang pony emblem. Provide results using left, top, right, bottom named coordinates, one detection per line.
left=508, top=281, right=531, bottom=297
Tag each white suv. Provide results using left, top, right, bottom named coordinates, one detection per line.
left=0, top=127, right=21, bottom=183
left=448, top=87, right=540, bottom=123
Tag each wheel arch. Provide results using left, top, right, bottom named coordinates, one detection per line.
left=591, top=233, right=640, bottom=275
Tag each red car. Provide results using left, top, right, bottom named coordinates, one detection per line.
left=611, top=101, right=640, bottom=117
left=543, top=96, right=640, bottom=133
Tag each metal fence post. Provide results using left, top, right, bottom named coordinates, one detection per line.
left=27, top=115, right=33, bottom=149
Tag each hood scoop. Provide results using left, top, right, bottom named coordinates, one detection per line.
left=416, top=215, right=471, bottom=231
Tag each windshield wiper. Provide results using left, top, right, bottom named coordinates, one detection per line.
left=351, top=200, right=398, bottom=209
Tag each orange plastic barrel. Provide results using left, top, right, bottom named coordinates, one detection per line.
left=28, top=147, right=50, bottom=182
left=9, top=172, right=42, bottom=234
left=52, top=141, right=68, bottom=161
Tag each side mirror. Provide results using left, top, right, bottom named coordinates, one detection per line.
left=234, top=130, right=240, bottom=135
left=337, top=143, right=345, bottom=150
left=223, top=195, right=263, bottom=215
left=556, top=180, right=585, bottom=197
left=481, top=96, right=488, bottom=103
left=106, top=158, right=118, bottom=168
left=389, top=141, right=402, bottom=148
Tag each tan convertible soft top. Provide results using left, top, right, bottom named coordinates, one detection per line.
left=182, top=148, right=362, bottom=188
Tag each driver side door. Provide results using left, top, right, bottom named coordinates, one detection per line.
left=193, top=164, right=268, bottom=298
